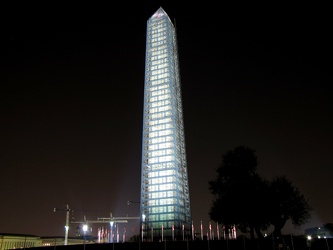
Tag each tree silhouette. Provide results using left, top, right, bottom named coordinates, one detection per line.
left=209, top=146, right=270, bottom=239
left=209, top=146, right=311, bottom=239
left=268, top=175, right=311, bottom=236
left=324, top=223, right=333, bottom=236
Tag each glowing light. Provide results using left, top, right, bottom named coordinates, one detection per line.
left=83, top=224, right=88, bottom=232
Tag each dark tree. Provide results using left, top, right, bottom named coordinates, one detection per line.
left=209, top=146, right=270, bottom=239
left=324, top=223, right=333, bottom=235
left=268, top=175, right=311, bottom=236
left=209, top=147, right=311, bottom=239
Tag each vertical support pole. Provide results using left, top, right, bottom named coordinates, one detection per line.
left=291, top=234, right=294, bottom=250
left=172, top=225, right=175, bottom=241
left=64, top=204, right=69, bottom=245
left=162, top=225, right=164, bottom=242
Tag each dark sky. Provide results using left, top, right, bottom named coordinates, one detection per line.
left=1, top=1, right=332, bottom=237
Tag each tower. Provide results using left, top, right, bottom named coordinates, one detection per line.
left=140, top=7, right=191, bottom=240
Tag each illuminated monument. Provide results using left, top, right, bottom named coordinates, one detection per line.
left=140, top=7, right=191, bottom=239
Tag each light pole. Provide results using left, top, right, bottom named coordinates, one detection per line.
left=83, top=224, right=88, bottom=250
left=53, top=204, right=71, bottom=245
left=141, top=214, right=146, bottom=242
left=325, top=236, right=330, bottom=250
left=307, top=235, right=312, bottom=250
left=110, top=221, right=114, bottom=243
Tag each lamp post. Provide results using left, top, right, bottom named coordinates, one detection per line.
left=307, top=235, right=312, bottom=250
left=110, top=222, right=114, bottom=243
left=83, top=224, right=88, bottom=250
left=141, top=214, right=146, bottom=242
left=325, top=236, right=330, bottom=250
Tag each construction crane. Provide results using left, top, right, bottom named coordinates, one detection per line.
left=71, top=213, right=140, bottom=224
left=54, top=204, right=140, bottom=245
left=53, top=204, right=74, bottom=245
left=71, top=213, right=140, bottom=243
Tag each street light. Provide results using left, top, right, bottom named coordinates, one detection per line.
left=324, top=236, right=330, bottom=250
left=307, top=235, right=312, bottom=250
left=141, top=214, right=146, bottom=242
left=110, top=222, right=114, bottom=243
left=83, top=224, right=88, bottom=250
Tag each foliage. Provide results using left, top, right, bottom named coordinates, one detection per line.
left=209, top=146, right=311, bottom=239
left=268, top=175, right=311, bottom=236
left=324, top=223, right=333, bottom=234
left=208, top=146, right=270, bottom=239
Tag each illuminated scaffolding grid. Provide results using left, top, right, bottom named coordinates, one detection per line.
left=140, top=7, right=191, bottom=239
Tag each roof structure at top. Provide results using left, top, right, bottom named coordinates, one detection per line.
left=149, top=7, right=172, bottom=23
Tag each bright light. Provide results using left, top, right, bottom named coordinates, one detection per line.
left=83, top=225, right=88, bottom=232
left=307, top=235, right=312, bottom=240
left=142, top=214, right=146, bottom=221
left=110, top=222, right=114, bottom=227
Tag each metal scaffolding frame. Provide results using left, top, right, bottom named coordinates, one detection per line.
left=140, top=7, right=191, bottom=240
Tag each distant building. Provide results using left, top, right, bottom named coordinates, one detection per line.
left=0, top=233, right=100, bottom=250
left=0, top=234, right=41, bottom=250
left=41, top=236, right=96, bottom=247
left=140, top=7, right=191, bottom=239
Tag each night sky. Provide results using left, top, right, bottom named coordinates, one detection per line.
left=1, top=2, right=332, bottom=237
